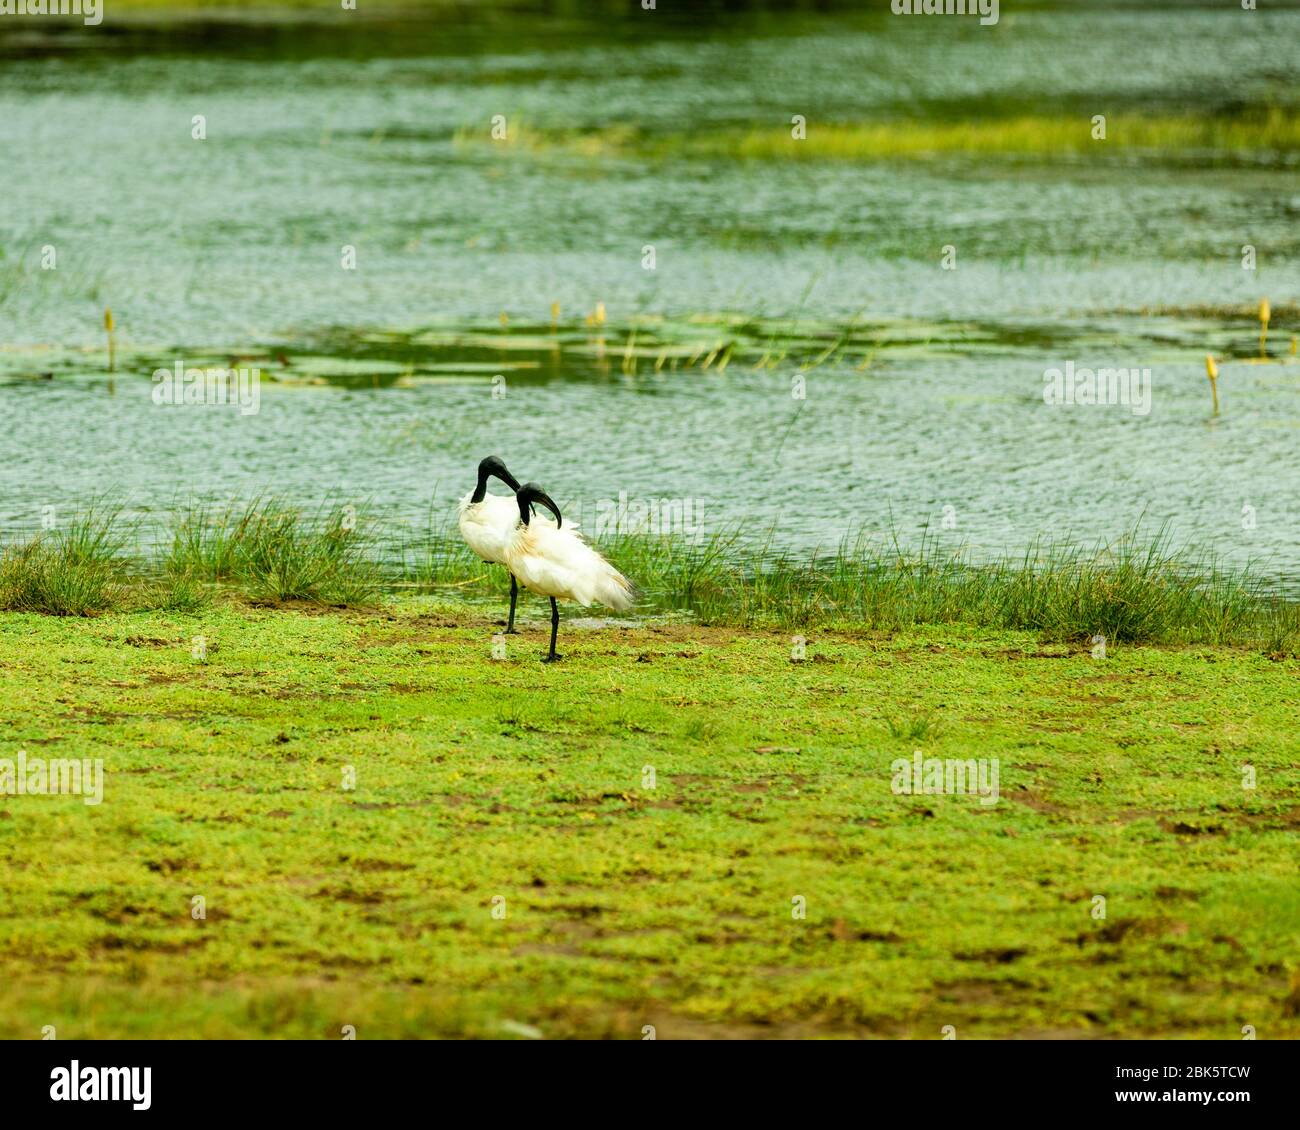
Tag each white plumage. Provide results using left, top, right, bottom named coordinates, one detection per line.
left=502, top=482, right=635, bottom=661
left=458, top=490, right=525, bottom=565
left=504, top=520, right=634, bottom=611
left=457, top=455, right=557, bottom=634
left=458, top=487, right=569, bottom=564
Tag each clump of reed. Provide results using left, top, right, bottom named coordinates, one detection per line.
left=0, top=501, right=214, bottom=616
left=592, top=525, right=1296, bottom=653
left=165, top=498, right=381, bottom=605
left=136, top=571, right=212, bottom=614
left=0, top=539, right=119, bottom=616
left=602, top=528, right=744, bottom=615
left=0, top=501, right=129, bottom=616
left=884, top=710, right=945, bottom=742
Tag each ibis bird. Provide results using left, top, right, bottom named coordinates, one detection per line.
left=502, top=482, right=635, bottom=662
left=457, top=455, right=528, bottom=632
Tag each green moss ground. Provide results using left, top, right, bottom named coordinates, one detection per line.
left=1, top=596, right=1297, bottom=1039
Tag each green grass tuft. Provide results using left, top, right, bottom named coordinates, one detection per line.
left=166, top=498, right=381, bottom=606
left=0, top=538, right=119, bottom=616
left=884, top=709, right=945, bottom=742
left=138, top=571, right=213, bottom=614
left=0, top=502, right=130, bottom=616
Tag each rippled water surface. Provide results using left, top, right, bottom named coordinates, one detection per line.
left=1, top=2, right=1297, bottom=578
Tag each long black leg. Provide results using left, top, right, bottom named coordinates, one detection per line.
left=542, top=596, right=561, bottom=662
left=505, top=575, right=519, bottom=634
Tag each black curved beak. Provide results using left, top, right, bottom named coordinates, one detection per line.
left=516, top=482, right=562, bottom=528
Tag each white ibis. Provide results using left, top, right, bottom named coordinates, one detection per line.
left=457, top=455, right=528, bottom=632
left=502, top=482, right=635, bottom=662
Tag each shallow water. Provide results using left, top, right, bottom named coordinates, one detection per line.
left=1, top=3, right=1297, bottom=580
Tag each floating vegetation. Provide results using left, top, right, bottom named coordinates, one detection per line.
left=1, top=300, right=1292, bottom=390
left=457, top=108, right=1300, bottom=166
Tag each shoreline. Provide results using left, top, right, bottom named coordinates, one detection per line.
left=2, top=501, right=1298, bottom=653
